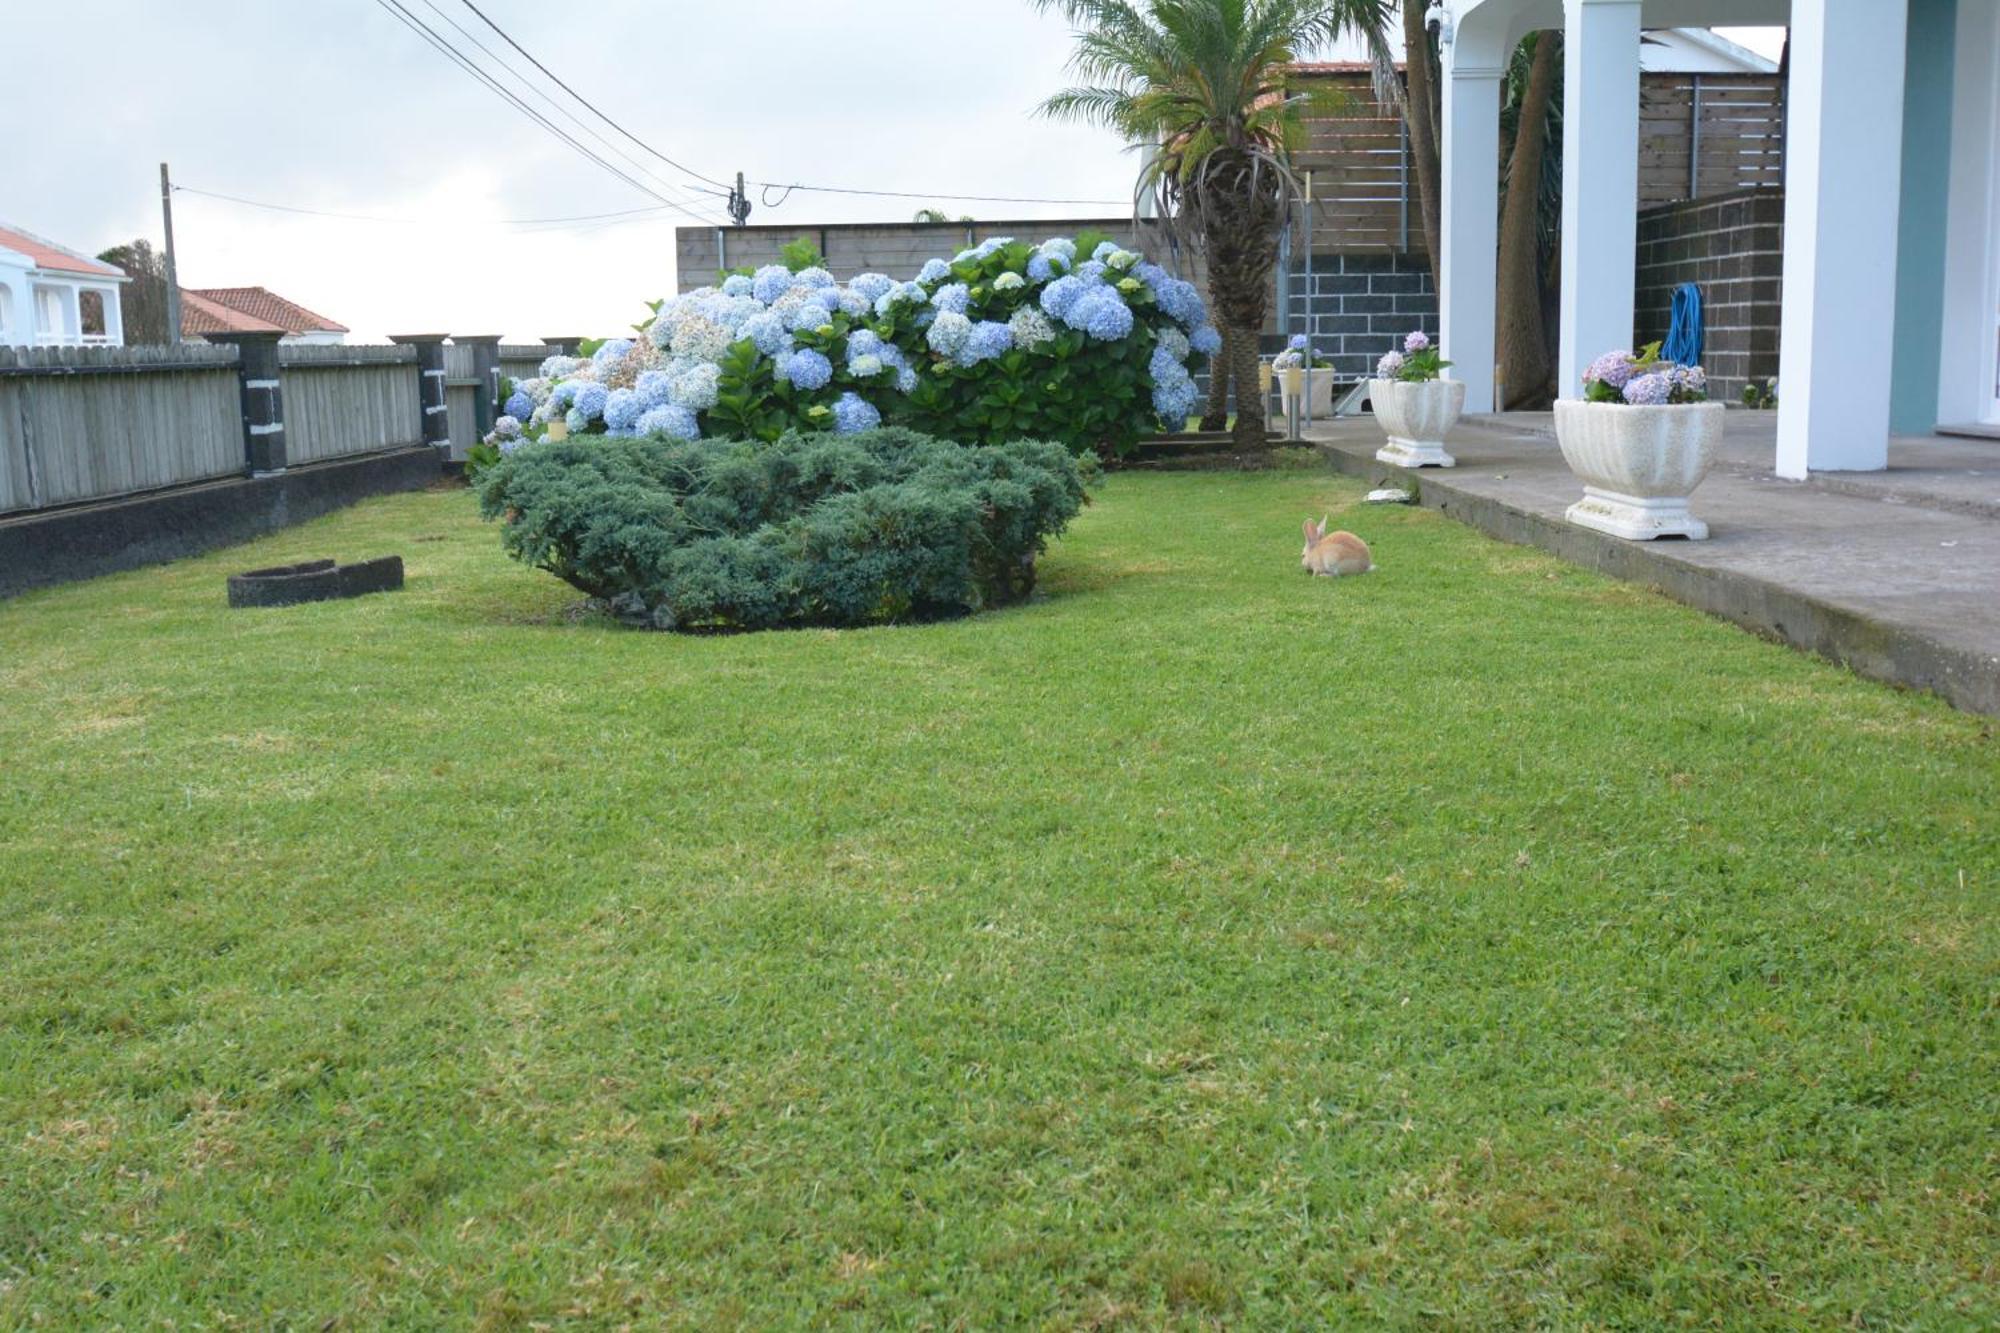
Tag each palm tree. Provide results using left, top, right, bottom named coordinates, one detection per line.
left=1035, top=0, right=1387, bottom=447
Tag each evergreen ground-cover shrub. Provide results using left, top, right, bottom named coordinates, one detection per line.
left=475, top=427, right=1095, bottom=630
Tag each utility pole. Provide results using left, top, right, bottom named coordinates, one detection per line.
left=727, top=170, right=751, bottom=227
left=160, top=163, right=183, bottom=344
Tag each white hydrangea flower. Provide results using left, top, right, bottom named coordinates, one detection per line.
left=994, top=271, right=1025, bottom=292
left=1008, top=305, right=1056, bottom=349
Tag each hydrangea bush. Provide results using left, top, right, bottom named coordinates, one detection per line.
left=496, top=234, right=1217, bottom=458
left=1272, top=334, right=1331, bottom=372
left=1582, top=342, right=1709, bottom=405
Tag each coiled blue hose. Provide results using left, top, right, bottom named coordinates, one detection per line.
left=1663, top=281, right=1704, bottom=366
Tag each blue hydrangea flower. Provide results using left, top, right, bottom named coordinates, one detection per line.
left=792, top=267, right=835, bottom=291
left=788, top=301, right=834, bottom=333
left=1585, top=350, right=1640, bottom=390
left=875, top=282, right=928, bottom=318
left=1155, top=277, right=1206, bottom=327
left=931, top=282, right=971, bottom=315
left=894, top=366, right=918, bottom=394
left=572, top=381, right=609, bottom=419
left=1190, top=324, right=1222, bottom=356
left=634, top=369, right=673, bottom=409
left=752, top=264, right=795, bottom=304
left=917, top=258, right=951, bottom=284
left=849, top=272, right=895, bottom=303
left=720, top=273, right=754, bottom=298
left=1040, top=274, right=1088, bottom=320
left=1065, top=289, right=1133, bottom=341
left=830, top=391, right=882, bottom=434
left=635, top=404, right=700, bottom=440
left=1075, top=260, right=1107, bottom=283
left=926, top=310, right=973, bottom=358
left=781, top=347, right=833, bottom=391
left=1091, top=240, right=1120, bottom=262
left=550, top=381, right=579, bottom=409
left=1288, top=334, right=1310, bottom=352
left=1026, top=253, right=1055, bottom=282
left=671, top=362, right=720, bottom=411
left=959, top=320, right=1014, bottom=365
left=846, top=329, right=884, bottom=361
left=539, top=353, right=585, bottom=379
left=602, top=387, right=642, bottom=431
left=741, top=311, right=792, bottom=357
left=503, top=389, right=533, bottom=420
left=591, top=339, right=633, bottom=371
left=1040, top=237, right=1077, bottom=262
left=564, top=406, right=589, bottom=434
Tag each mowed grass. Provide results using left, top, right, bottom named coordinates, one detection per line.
left=0, top=465, right=1994, bottom=1329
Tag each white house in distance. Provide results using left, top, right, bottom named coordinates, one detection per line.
left=1435, top=0, right=2000, bottom=475
left=0, top=222, right=126, bottom=347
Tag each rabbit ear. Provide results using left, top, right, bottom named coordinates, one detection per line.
left=1303, top=517, right=1319, bottom=543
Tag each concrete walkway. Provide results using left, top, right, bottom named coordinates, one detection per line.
left=1307, top=412, right=2000, bottom=715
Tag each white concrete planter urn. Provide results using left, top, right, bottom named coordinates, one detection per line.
left=1553, top=398, right=1726, bottom=540
left=1371, top=377, right=1465, bottom=468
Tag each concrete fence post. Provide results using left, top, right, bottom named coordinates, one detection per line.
left=388, top=334, right=451, bottom=455
left=200, top=330, right=287, bottom=475
left=455, top=336, right=503, bottom=439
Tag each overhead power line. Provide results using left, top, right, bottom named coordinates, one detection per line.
left=454, top=0, right=734, bottom=192
left=412, top=0, right=724, bottom=216
left=370, top=0, right=726, bottom=225
left=450, top=0, right=1129, bottom=217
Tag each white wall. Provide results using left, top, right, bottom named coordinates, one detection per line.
left=1938, top=0, right=2000, bottom=425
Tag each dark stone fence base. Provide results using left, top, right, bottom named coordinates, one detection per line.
left=0, top=446, right=441, bottom=601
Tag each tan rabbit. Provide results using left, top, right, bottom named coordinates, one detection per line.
left=1301, top=516, right=1373, bottom=577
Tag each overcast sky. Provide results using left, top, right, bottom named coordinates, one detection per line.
left=2, top=3, right=1784, bottom=344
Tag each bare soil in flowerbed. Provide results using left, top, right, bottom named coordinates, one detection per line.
left=1, top=462, right=1993, bottom=1327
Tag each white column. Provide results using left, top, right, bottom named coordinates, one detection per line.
left=100, top=284, right=125, bottom=347
left=1440, top=63, right=1502, bottom=414
left=1558, top=0, right=1642, bottom=398
left=1776, top=0, right=1909, bottom=476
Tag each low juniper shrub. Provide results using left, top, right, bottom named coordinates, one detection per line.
left=475, top=427, right=1097, bottom=630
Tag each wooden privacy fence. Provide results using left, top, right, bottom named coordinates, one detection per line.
left=278, top=344, right=420, bottom=466
left=0, top=345, right=241, bottom=514
left=0, top=337, right=578, bottom=516
left=1640, top=74, right=1786, bottom=206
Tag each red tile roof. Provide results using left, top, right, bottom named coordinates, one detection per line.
left=0, top=223, right=125, bottom=277
left=183, top=286, right=348, bottom=335
left=178, top=289, right=287, bottom=336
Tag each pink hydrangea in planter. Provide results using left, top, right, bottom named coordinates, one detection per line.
left=1371, top=330, right=1463, bottom=468
left=1556, top=344, right=1724, bottom=540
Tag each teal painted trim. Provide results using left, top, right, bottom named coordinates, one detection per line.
left=1890, top=0, right=1958, bottom=435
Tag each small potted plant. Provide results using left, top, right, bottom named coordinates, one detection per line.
left=1272, top=334, right=1337, bottom=418
left=1371, top=331, right=1462, bottom=468
left=1554, top=343, right=1724, bottom=540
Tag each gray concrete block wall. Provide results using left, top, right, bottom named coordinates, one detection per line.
left=676, top=218, right=1156, bottom=290
left=1273, top=253, right=1437, bottom=380
left=1635, top=188, right=1785, bottom=403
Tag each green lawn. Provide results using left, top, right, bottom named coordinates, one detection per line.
left=1, top=465, right=1993, bottom=1328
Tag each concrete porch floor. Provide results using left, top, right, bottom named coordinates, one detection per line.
left=1306, top=411, right=2000, bottom=715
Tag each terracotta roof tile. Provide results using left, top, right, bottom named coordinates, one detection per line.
left=184, top=286, right=348, bottom=335
left=178, top=289, right=286, bottom=335
left=0, top=223, right=126, bottom=277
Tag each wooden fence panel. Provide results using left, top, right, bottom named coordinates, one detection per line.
left=445, top=384, right=477, bottom=461
left=1639, top=74, right=1785, bottom=205
left=500, top=344, right=549, bottom=390
left=278, top=345, right=420, bottom=466
left=0, top=345, right=241, bottom=512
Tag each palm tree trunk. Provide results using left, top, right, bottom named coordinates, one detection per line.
left=1497, top=33, right=1560, bottom=409
left=1402, top=4, right=1444, bottom=293
left=1226, top=320, right=1264, bottom=445
left=1199, top=315, right=1231, bottom=430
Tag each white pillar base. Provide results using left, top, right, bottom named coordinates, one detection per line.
left=1565, top=487, right=1709, bottom=541
left=1377, top=439, right=1458, bottom=468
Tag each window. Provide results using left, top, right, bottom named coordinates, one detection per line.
left=0, top=285, right=12, bottom=342
left=34, top=286, right=64, bottom=337
left=78, top=289, right=105, bottom=338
